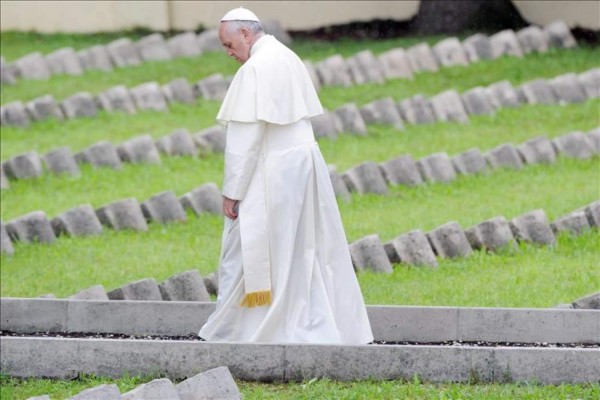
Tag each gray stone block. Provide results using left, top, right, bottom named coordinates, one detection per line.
left=517, top=136, right=557, bottom=165
left=551, top=131, right=594, bottom=159
left=61, top=92, right=98, bottom=118
left=433, top=37, right=469, bottom=67
left=194, top=73, right=230, bottom=101
left=1, top=221, right=14, bottom=255
left=136, top=33, right=172, bottom=62
left=485, top=143, right=524, bottom=170
left=45, top=47, right=84, bottom=76
left=78, top=45, right=114, bottom=72
left=549, top=73, right=587, bottom=104
left=461, top=87, right=494, bottom=115
left=392, top=229, right=438, bottom=267
left=551, top=211, right=590, bottom=236
left=122, top=378, right=178, bottom=400
left=168, top=32, right=202, bottom=58
left=383, top=240, right=400, bottom=264
left=0, top=56, right=17, bottom=85
left=176, top=366, right=241, bottom=400
left=333, top=103, right=368, bottom=135
left=3, top=151, right=43, bottom=180
left=51, top=204, right=103, bottom=237
left=26, top=95, right=64, bottom=122
left=0, top=165, right=8, bottom=190
left=517, top=26, right=549, bottom=54
left=416, top=152, right=456, bottom=183
left=397, top=95, right=436, bottom=124
left=310, top=111, right=342, bottom=139
left=158, top=129, right=198, bottom=157
left=263, top=20, right=293, bottom=45
left=544, top=20, right=577, bottom=49
left=359, top=97, right=404, bottom=129
left=142, top=190, right=187, bottom=224
left=15, top=52, right=51, bottom=80
left=465, top=216, right=516, bottom=252
left=584, top=201, right=600, bottom=227
left=485, top=80, right=522, bottom=108
left=427, top=221, right=472, bottom=259
left=159, top=270, right=210, bottom=301
left=68, top=384, right=121, bottom=399
left=203, top=272, right=219, bottom=297
left=130, top=82, right=169, bottom=112
left=406, top=43, right=439, bottom=72
left=588, top=128, right=600, bottom=154
left=378, top=48, right=413, bottom=80
left=197, top=29, right=222, bottom=52
left=95, top=198, right=148, bottom=232
left=107, top=278, right=162, bottom=301
left=43, top=147, right=80, bottom=176
left=315, top=54, right=353, bottom=87
left=346, top=50, right=385, bottom=84
left=429, top=90, right=469, bottom=123
left=117, top=135, right=162, bottom=164
left=180, top=183, right=223, bottom=216
left=6, top=211, right=56, bottom=244
left=193, top=125, right=226, bottom=153
left=107, top=38, right=142, bottom=67
left=1, top=101, right=30, bottom=127
left=451, top=148, right=487, bottom=175
left=578, top=68, right=600, bottom=99
left=572, top=292, right=600, bottom=310
left=490, top=29, right=524, bottom=59
left=380, top=155, right=423, bottom=186
left=349, top=234, right=393, bottom=273
left=69, top=285, right=110, bottom=301
left=163, top=78, right=195, bottom=105
left=510, top=209, right=556, bottom=246
left=329, top=170, right=351, bottom=202
left=462, top=33, right=492, bottom=62
left=97, top=85, right=137, bottom=114
left=76, top=141, right=123, bottom=170
left=519, top=79, right=557, bottom=105
left=342, top=162, right=388, bottom=195
left=303, top=60, right=321, bottom=92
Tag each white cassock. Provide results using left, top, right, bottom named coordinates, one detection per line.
left=199, top=35, right=373, bottom=344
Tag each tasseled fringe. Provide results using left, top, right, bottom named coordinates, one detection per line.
left=241, top=290, right=272, bottom=307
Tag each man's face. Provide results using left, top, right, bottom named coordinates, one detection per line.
left=219, top=22, right=252, bottom=64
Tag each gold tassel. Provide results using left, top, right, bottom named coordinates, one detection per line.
left=240, top=290, right=272, bottom=307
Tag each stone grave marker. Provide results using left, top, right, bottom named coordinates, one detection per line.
left=1, top=221, right=14, bottom=255
left=130, top=82, right=169, bottom=112
left=51, top=204, right=103, bottom=237
left=45, top=47, right=84, bottom=76
left=6, top=211, right=56, bottom=244
left=106, top=37, right=142, bottom=67
left=578, top=68, right=600, bottom=99
left=416, top=152, right=456, bottom=183
left=406, top=43, right=439, bottom=72
left=510, top=209, right=556, bottom=246
left=429, top=90, right=469, bottom=123
left=329, top=169, right=351, bottom=202
left=26, top=95, right=64, bottom=121
left=397, top=95, right=436, bottom=124
left=97, top=85, right=137, bottom=114
left=485, top=80, right=521, bottom=108
left=378, top=48, right=413, bottom=80
left=141, top=190, right=187, bottom=224
left=551, top=131, right=594, bottom=159
left=167, top=31, right=202, bottom=57
left=588, top=128, right=600, bottom=154
left=462, top=33, right=492, bottom=62
left=516, top=136, right=557, bottom=165
left=360, top=97, right=404, bottom=129
left=107, top=278, right=162, bottom=301
left=346, top=50, right=385, bottom=84
left=197, top=29, right=222, bottom=52
left=584, top=201, right=600, bottom=227
left=517, top=26, right=549, bottom=54
left=194, top=73, right=230, bottom=101
left=180, top=183, right=223, bottom=216
left=159, top=270, right=210, bottom=301
left=67, top=383, right=121, bottom=400
left=485, top=143, right=524, bottom=170
left=78, top=45, right=114, bottom=72
left=451, top=148, right=487, bottom=175
left=380, top=155, right=423, bottom=186
left=519, top=79, right=557, bottom=104
left=43, top=147, right=80, bottom=176
left=176, top=366, right=242, bottom=400
left=490, top=30, right=524, bottom=59
left=544, top=20, right=577, bottom=48
left=0, top=166, right=8, bottom=190
left=15, top=52, right=51, bottom=80
left=162, top=78, right=195, bottom=104
left=349, top=234, right=393, bottom=273
left=75, top=141, right=123, bottom=170
left=549, top=73, right=587, bottom=104
left=427, top=221, right=472, bottom=259
left=310, top=111, right=342, bottom=139
left=432, top=37, right=469, bottom=67
left=68, top=285, right=109, bottom=301
left=3, top=151, right=43, bottom=180
left=342, top=162, right=388, bottom=195
left=61, top=92, right=98, bottom=118
left=465, top=216, right=516, bottom=252
left=123, top=378, right=179, bottom=399
left=0, top=56, right=17, bottom=85
left=117, top=135, right=162, bottom=164
left=1, top=101, right=30, bottom=127
left=194, top=125, right=226, bottom=152
left=136, top=33, right=172, bottom=61
left=159, top=129, right=198, bottom=157
left=461, top=87, right=495, bottom=115
left=204, top=272, right=219, bottom=297
left=333, top=103, right=368, bottom=135
left=315, top=54, right=353, bottom=87
left=95, top=198, right=148, bottom=232
left=392, top=230, right=438, bottom=267
left=551, top=211, right=590, bottom=236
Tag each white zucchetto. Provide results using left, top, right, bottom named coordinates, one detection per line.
left=221, top=7, right=260, bottom=22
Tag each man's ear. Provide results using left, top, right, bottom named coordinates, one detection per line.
left=240, top=27, right=252, bottom=41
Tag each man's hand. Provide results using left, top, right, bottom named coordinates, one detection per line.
left=223, top=196, right=239, bottom=219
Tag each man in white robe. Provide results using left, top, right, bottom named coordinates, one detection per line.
left=199, top=7, right=373, bottom=344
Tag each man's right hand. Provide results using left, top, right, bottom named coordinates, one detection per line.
left=223, top=196, right=239, bottom=219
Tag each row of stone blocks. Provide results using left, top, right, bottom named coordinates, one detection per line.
left=0, top=183, right=223, bottom=255
left=26, top=366, right=241, bottom=400
left=348, top=200, right=600, bottom=273
left=0, top=20, right=292, bottom=85
left=0, top=126, right=225, bottom=189
left=329, top=127, right=599, bottom=201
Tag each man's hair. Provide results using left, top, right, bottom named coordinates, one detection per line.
left=224, top=20, right=264, bottom=35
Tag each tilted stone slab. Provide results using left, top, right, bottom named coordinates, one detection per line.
left=194, top=73, right=230, bottom=101
left=51, top=204, right=103, bottom=237
left=68, top=383, right=121, bottom=400
left=78, top=45, right=114, bottom=72
left=136, top=33, right=173, bottom=62
left=429, top=90, right=469, bottom=123
left=162, top=78, right=195, bottom=105
left=397, top=95, right=436, bottom=124
left=391, top=230, right=438, bottom=267
left=551, top=211, right=590, bottom=236
left=490, top=30, right=524, bottom=59
left=461, top=87, right=494, bottom=115
left=380, top=155, right=423, bottom=186
left=465, top=217, right=516, bottom=252
left=45, top=47, right=84, bottom=76
left=68, top=285, right=109, bottom=301
left=349, top=234, right=393, bottom=273
left=197, top=29, right=222, bottom=52
left=43, top=147, right=80, bottom=176
left=516, top=136, right=557, bottom=165
left=159, top=270, right=210, bottom=302
left=194, top=125, right=226, bottom=153
left=130, top=82, right=169, bottom=112
left=3, top=151, right=43, bottom=180
left=342, top=162, right=388, bottom=195
left=204, top=272, right=219, bottom=297
left=406, top=43, right=439, bottom=73
left=0, top=56, right=17, bottom=85
left=416, top=152, right=456, bottom=183
left=315, top=54, right=353, bottom=87
left=451, top=148, right=487, bottom=175
left=383, top=240, right=400, bottom=264
left=573, top=292, right=600, bottom=310
left=310, top=111, right=342, bottom=139
left=141, top=190, right=187, bottom=224
left=61, top=92, right=98, bottom=118
left=15, top=52, right=51, bottom=80
left=587, top=128, right=600, bottom=154
left=157, top=129, right=198, bottom=157
left=427, top=221, right=472, bottom=259
left=117, top=135, right=162, bottom=164
left=485, top=80, right=522, bottom=108
left=303, top=60, right=321, bottom=91
left=519, top=79, right=557, bottom=105
left=180, top=183, right=223, bottom=216
left=177, top=367, right=241, bottom=400
left=75, top=141, right=123, bottom=170
left=333, top=103, right=368, bottom=135
left=578, top=68, right=600, bottom=99
left=544, top=20, right=577, bottom=49
left=378, top=48, right=413, bottom=80
left=122, top=378, right=178, bottom=400
left=95, top=198, right=148, bottom=232
left=551, top=131, right=594, bottom=159
left=6, top=211, right=56, bottom=244
left=106, top=38, right=142, bottom=67
left=517, top=26, right=549, bottom=54
left=549, top=73, right=587, bottom=104
left=167, top=31, right=202, bottom=58
left=345, top=50, right=385, bottom=84
left=26, top=95, right=64, bottom=122
left=329, top=170, right=351, bottom=202
left=107, top=278, right=162, bottom=301
left=0, top=166, right=8, bottom=190
left=485, top=143, right=524, bottom=170
left=510, top=209, right=556, bottom=246
left=97, top=85, right=137, bottom=114
left=432, top=37, right=469, bottom=67
left=1, top=101, right=30, bottom=127
left=359, top=97, right=404, bottom=129
left=584, top=201, right=600, bottom=227
left=462, top=33, right=492, bottom=62
left=1, top=221, right=14, bottom=255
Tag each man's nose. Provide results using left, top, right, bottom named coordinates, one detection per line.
left=227, top=49, right=234, bottom=57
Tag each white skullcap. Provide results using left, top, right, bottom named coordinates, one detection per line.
left=221, top=7, right=260, bottom=22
